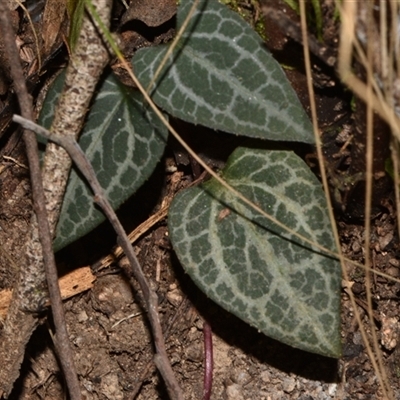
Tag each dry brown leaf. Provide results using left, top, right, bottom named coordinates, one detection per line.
left=121, top=0, right=176, bottom=27
left=42, top=0, right=67, bottom=57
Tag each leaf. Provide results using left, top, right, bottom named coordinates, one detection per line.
left=168, top=147, right=341, bottom=357
left=132, top=0, right=314, bottom=144
left=121, top=0, right=177, bottom=27
left=67, top=0, right=85, bottom=51
left=42, top=0, right=67, bottom=57
left=39, top=72, right=168, bottom=251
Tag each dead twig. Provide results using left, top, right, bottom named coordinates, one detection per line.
left=12, top=115, right=185, bottom=400
left=0, top=3, right=81, bottom=398
left=127, top=296, right=190, bottom=399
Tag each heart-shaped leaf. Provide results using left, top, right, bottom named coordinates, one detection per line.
left=168, top=147, right=341, bottom=357
left=132, top=0, right=314, bottom=144
left=39, top=72, right=168, bottom=251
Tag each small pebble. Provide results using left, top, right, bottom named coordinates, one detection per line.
left=225, top=383, right=243, bottom=400
left=379, top=232, right=393, bottom=251
left=351, top=241, right=361, bottom=253
left=166, top=287, right=182, bottom=307
left=282, top=376, right=296, bottom=393
left=73, top=335, right=84, bottom=347
left=328, top=383, right=338, bottom=396
left=77, top=310, right=88, bottom=322
left=353, top=331, right=363, bottom=345
left=260, top=370, right=271, bottom=383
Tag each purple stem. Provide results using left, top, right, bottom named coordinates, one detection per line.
left=203, top=321, right=213, bottom=400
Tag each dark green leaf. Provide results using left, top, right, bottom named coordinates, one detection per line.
left=39, top=72, right=168, bottom=251
left=168, top=147, right=341, bottom=357
left=132, top=0, right=314, bottom=143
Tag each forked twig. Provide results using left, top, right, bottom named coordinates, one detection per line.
left=0, top=4, right=80, bottom=399
left=12, top=115, right=184, bottom=400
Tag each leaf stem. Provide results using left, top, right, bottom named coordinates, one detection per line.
left=203, top=321, right=213, bottom=400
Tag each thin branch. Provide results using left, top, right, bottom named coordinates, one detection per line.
left=0, top=4, right=80, bottom=399
left=127, top=297, right=189, bottom=400
left=12, top=115, right=185, bottom=400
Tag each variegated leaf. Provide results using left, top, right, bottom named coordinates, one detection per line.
left=168, top=147, right=341, bottom=358
left=132, top=0, right=314, bottom=143
left=39, top=72, right=168, bottom=250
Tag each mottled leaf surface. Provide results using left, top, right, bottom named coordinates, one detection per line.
left=132, top=0, right=314, bottom=143
left=168, top=147, right=341, bottom=357
left=39, top=72, right=168, bottom=251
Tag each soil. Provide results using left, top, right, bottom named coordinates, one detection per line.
left=1, top=0, right=400, bottom=399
